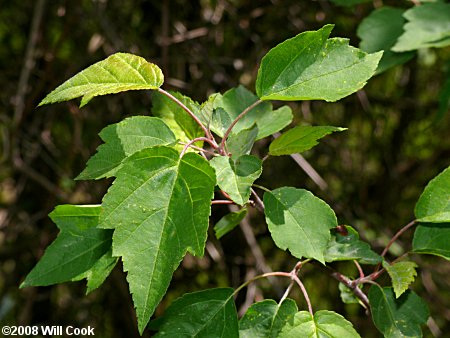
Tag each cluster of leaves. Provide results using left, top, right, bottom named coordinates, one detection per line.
left=21, top=21, right=450, bottom=337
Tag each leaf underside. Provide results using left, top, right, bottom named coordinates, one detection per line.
left=39, top=53, right=164, bottom=107
left=99, top=146, right=215, bottom=334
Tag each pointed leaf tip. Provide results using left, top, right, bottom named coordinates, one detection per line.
left=39, top=53, right=164, bottom=107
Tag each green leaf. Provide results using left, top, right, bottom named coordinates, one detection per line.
left=269, top=126, right=346, bottom=156
left=416, top=212, right=450, bottom=223
left=383, top=261, right=418, bottom=298
left=256, top=24, right=382, bottom=102
left=264, top=187, right=337, bottom=263
left=357, top=7, right=415, bottom=74
left=39, top=53, right=163, bottom=107
left=151, top=90, right=204, bottom=146
left=214, top=208, right=247, bottom=239
left=278, top=310, right=361, bottom=338
left=324, top=225, right=381, bottom=265
left=227, top=125, right=258, bottom=159
left=414, top=166, right=450, bottom=220
left=210, top=155, right=262, bottom=206
left=339, top=283, right=362, bottom=305
left=392, top=3, right=450, bottom=52
left=151, top=288, right=238, bottom=337
left=329, top=0, right=371, bottom=6
left=413, top=223, right=450, bottom=260
left=76, top=116, right=176, bottom=180
left=368, top=286, right=429, bottom=338
left=21, top=205, right=115, bottom=293
left=99, top=146, right=216, bottom=334
left=239, top=299, right=298, bottom=338
left=207, top=86, right=293, bottom=139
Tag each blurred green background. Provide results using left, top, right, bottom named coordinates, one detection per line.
left=1, top=0, right=449, bottom=337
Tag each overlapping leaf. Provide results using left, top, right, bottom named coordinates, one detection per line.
left=339, top=283, right=362, bottom=305
left=413, top=223, right=450, bottom=260
left=210, top=155, right=262, bottom=206
left=278, top=310, right=361, bottom=337
left=76, top=116, right=176, bottom=180
left=151, top=90, right=204, bottom=145
left=205, top=86, right=293, bottom=139
left=39, top=53, right=164, bottom=107
left=368, top=286, right=429, bottom=338
left=214, top=208, right=247, bottom=239
left=150, top=288, right=238, bottom=337
left=357, top=7, right=415, bottom=74
left=269, top=125, right=346, bottom=156
left=324, top=225, right=381, bottom=264
left=264, top=187, right=337, bottom=263
left=392, top=3, right=450, bottom=52
left=21, top=205, right=116, bottom=293
left=99, top=146, right=216, bottom=333
left=239, top=299, right=297, bottom=338
left=227, top=125, right=258, bottom=159
left=383, top=261, right=418, bottom=298
left=256, top=24, right=382, bottom=102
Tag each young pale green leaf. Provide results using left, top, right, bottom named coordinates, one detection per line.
left=392, top=3, right=450, bottom=52
left=357, top=7, right=415, bottom=74
left=151, top=90, right=204, bottom=145
left=21, top=205, right=116, bottom=293
left=206, top=86, right=293, bottom=139
left=214, top=208, right=247, bottom=239
left=324, top=225, right=381, bottom=265
left=368, top=286, right=429, bottom=338
left=269, top=126, right=346, bottom=156
left=278, top=310, right=361, bottom=338
left=39, top=53, right=163, bottom=107
left=151, top=288, right=239, bottom=337
left=227, top=125, right=258, bottom=159
left=239, top=299, right=298, bottom=338
left=99, top=146, right=216, bottom=334
left=414, top=166, right=450, bottom=220
left=383, top=261, right=418, bottom=298
left=264, top=187, right=337, bottom=263
left=76, top=116, right=176, bottom=180
left=413, top=223, right=450, bottom=260
left=256, top=24, right=382, bottom=102
left=416, top=212, right=450, bottom=223
left=210, top=155, right=262, bottom=206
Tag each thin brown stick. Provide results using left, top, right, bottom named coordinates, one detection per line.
left=180, top=137, right=217, bottom=157
left=381, top=220, right=417, bottom=258
left=331, top=271, right=370, bottom=311
left=211, top=200, right=235, bottom=205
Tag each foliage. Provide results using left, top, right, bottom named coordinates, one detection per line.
left=9, top=1, right=449, bottom=337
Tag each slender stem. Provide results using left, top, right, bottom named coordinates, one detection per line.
left=381, top=220, right=417, bottom=258
left=250, top=188, right=265, bottom=211
left=279, top=280, right=295, bottom=304
left=157, top=88, right=215, bottom=143
left=252, top=184, right=271, bottom=193
left=220, top=99, right=263, bottom=152
left=291, top=274, right=313, bottom=315
left=180, top=137, right=218, bottom=157
left=211, top=200, right=235, bottom=205
left=353, top=260, right=365, bottom=279
left=178, top=142, right=216, bottom=155
left=331, top=271, right=370, bottom=311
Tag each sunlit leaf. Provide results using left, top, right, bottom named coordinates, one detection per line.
left=39, top=53, right=163, bottom=107
left=278, top=310, right=361, bottom=337
left=392, top=3, right=450, bottom=52
left=264, top=187, right=337, bottom=263
left=76, top=116, right=176, bottom=180
left=256, top=25, right=382, bottom=102
left=99, top=146, right=215, bottom=333
left=383, top=261, right=418, bottom=298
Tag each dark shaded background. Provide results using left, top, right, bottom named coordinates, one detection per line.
left=1, top=0, right=449, bottom=337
